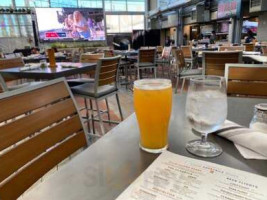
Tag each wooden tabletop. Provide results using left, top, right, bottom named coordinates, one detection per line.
left=20, top=95, right=267, bottom=200
left=0, top=62, right=96, bottom=80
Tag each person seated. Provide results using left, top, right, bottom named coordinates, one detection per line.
left=30, top=47, right=40, bottom=54
left=245, top=29, right=256, bottom=43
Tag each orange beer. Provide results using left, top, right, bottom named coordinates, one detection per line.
left=134, top=79, right=172, bottom=153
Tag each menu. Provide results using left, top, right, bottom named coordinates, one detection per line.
left=116, top=151, right=267, bottom=200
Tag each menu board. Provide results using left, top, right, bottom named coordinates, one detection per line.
left=116, top=151, right=267, bottom=200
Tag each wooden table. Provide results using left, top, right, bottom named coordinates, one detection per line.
left=0, top=62, right=96, bottom=80
left=21, top=95, right=267, bottom=200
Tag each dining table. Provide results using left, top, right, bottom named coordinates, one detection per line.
left=23, top=54, right=67, bottom=63
left=243, top=55, right=267, bottom=64
left=20, top=94, right=267, bottom=200
left=0, top=62, right=96, bottom=80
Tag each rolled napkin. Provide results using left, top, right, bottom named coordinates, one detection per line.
left=20, top=64, right=41, bottom=71
left=215, top=120, right=267, bottom=160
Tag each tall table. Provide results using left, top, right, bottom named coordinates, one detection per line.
left=0, top=62, right=96, bottom=80
left=21, top=95, right=267, bottom=200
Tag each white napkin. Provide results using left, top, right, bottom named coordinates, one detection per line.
left=216, top=120, right=267, bottom=160
left=20, top=64, right=41, bottom=71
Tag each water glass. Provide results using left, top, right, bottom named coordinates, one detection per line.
left=185, top=76, right=227, bottom=157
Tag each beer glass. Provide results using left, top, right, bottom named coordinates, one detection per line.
left=134, top=79, right=172, bottom=153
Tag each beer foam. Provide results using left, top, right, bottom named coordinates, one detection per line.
left=134, top=79, right=172, bottom=90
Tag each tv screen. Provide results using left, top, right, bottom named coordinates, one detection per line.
left=35, top=8, right=105, bottom=42
left=242, top=20, right=258, bottom=34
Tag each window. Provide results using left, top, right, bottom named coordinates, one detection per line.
left=0, top=14, right=33, bottom=38
left=106, top=15, right=120, bottom=33
left=106, top=14, right=144, bottom=33
left=1, top=0, right=13, bottom=7
left=78, top=0, right=103, bottom=8
left=15, top=0, right=49, bottom=7
left=50, top=0, right=77, bottom=7
left=105, top=0, right=127, bottom=11
left=127, top=0, right=145, bottom=12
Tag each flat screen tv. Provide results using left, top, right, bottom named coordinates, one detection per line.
left=242, top=20, right=258, bottom=34
left=35, top=8, right=105, bottom=42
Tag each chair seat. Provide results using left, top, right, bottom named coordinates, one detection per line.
left=180, top=69, right=202, bottom=77
left=67, top=78, right=95, bottom=87
left=7, top=82, right=42, bottom=91
left=156, top=58, right=169, bottom=64
left=136, top=62, right=156, bottom=68
left=71, top=82, right=117, bottom=98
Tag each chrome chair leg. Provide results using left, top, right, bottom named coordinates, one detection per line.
left=89, top=99, right=95, bottom=134
left=105, top=98, right=111, bottom=125
left=154, top=67, right=157, bottom=78
left=84, top=98, right=91, bottom=132
left=116, top=93, right=123, bottom=121
left=95, top=100, right=105, bottom=135
left=181, top=78, right=186, bottom=94
left=175, top=76, right=179, bottom=94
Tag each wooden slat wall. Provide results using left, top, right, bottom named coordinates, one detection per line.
left=227, top=67, right=267, bottom=96
left=0, top=80, right=87, bottom=200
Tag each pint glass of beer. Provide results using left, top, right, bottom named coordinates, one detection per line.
left=134, top=79, right=172, bottom=153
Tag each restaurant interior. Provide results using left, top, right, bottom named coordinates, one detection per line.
left=1, top=0, right=267, bottom=199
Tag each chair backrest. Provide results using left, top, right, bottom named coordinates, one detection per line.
left=218, top=46, right=244, bottom=51
left=181, top=46, right=193, bottom=58
left=202, top=51, right=242, bottom=76
left=0, top=74, right=8, bottom=92
left=156, top=46, right=163, bottom=54
left=243, top=43, right=255, bottom=51
left=104, top=50, right=115, bottom=57
left=0, top=78, right=87, bottom=200
left=94, top=56, right=121, bottom=92
left=80, top=53, right=104, bottom=63
left=0, top=57, right=24, bottom=70
left=225, top=64, right=267, bottom=97
left=262, top=46, right=267, bottom=56
left=138, top=49, right=156, bottom=64
left=161, top=46, right=172, bottom=60
left=173, top=49, right=186, bottom=69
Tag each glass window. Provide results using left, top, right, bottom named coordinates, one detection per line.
left=1, top=0, right=13, bottom=7
left=106, top=15, right=119, bottom=33
left=132, top=15, right=144, bottom=30
left=78, top=0, right=103, bottom=8
left=105, top=0, right=126, bottom=11
left=106, top=14, right=144, bottom=33
left=50, top=0, right=77, bottom=7
left=127, top=0, right=145, bottom=12
left=119, top=15, right=132, bottom=32
left=16, top=0, right=49, bottom=7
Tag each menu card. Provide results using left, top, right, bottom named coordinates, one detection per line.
left=116, top=151, right=267, bottom=200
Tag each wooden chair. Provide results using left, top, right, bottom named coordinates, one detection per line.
left=181, top=45, right=197, bottom=68
left=243, top=43, right=255, bottom=51
left=218, top=46, right=244, bottom=51
left=67, top=53, right=104, bottom=87
left=262, top=46, right=267, bottom=56
left=156, top=46, right=173, bottom=77
left=225, top=64, right=267, bottom=97
left=173, top=49, right=202, bottom=93
left=71, top=56, right=123, bottom=135
left=202, top=51, right=242, bottom=76
left=135, top=49, right=157, bottom=79
left=104, top=50, right=115, bottom=57
left=0, top=78, right=88, bottom=200
left=0, top=57, right=40, bottom=92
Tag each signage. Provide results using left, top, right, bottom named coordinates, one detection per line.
left=217, top=0, right=241, bottom=19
